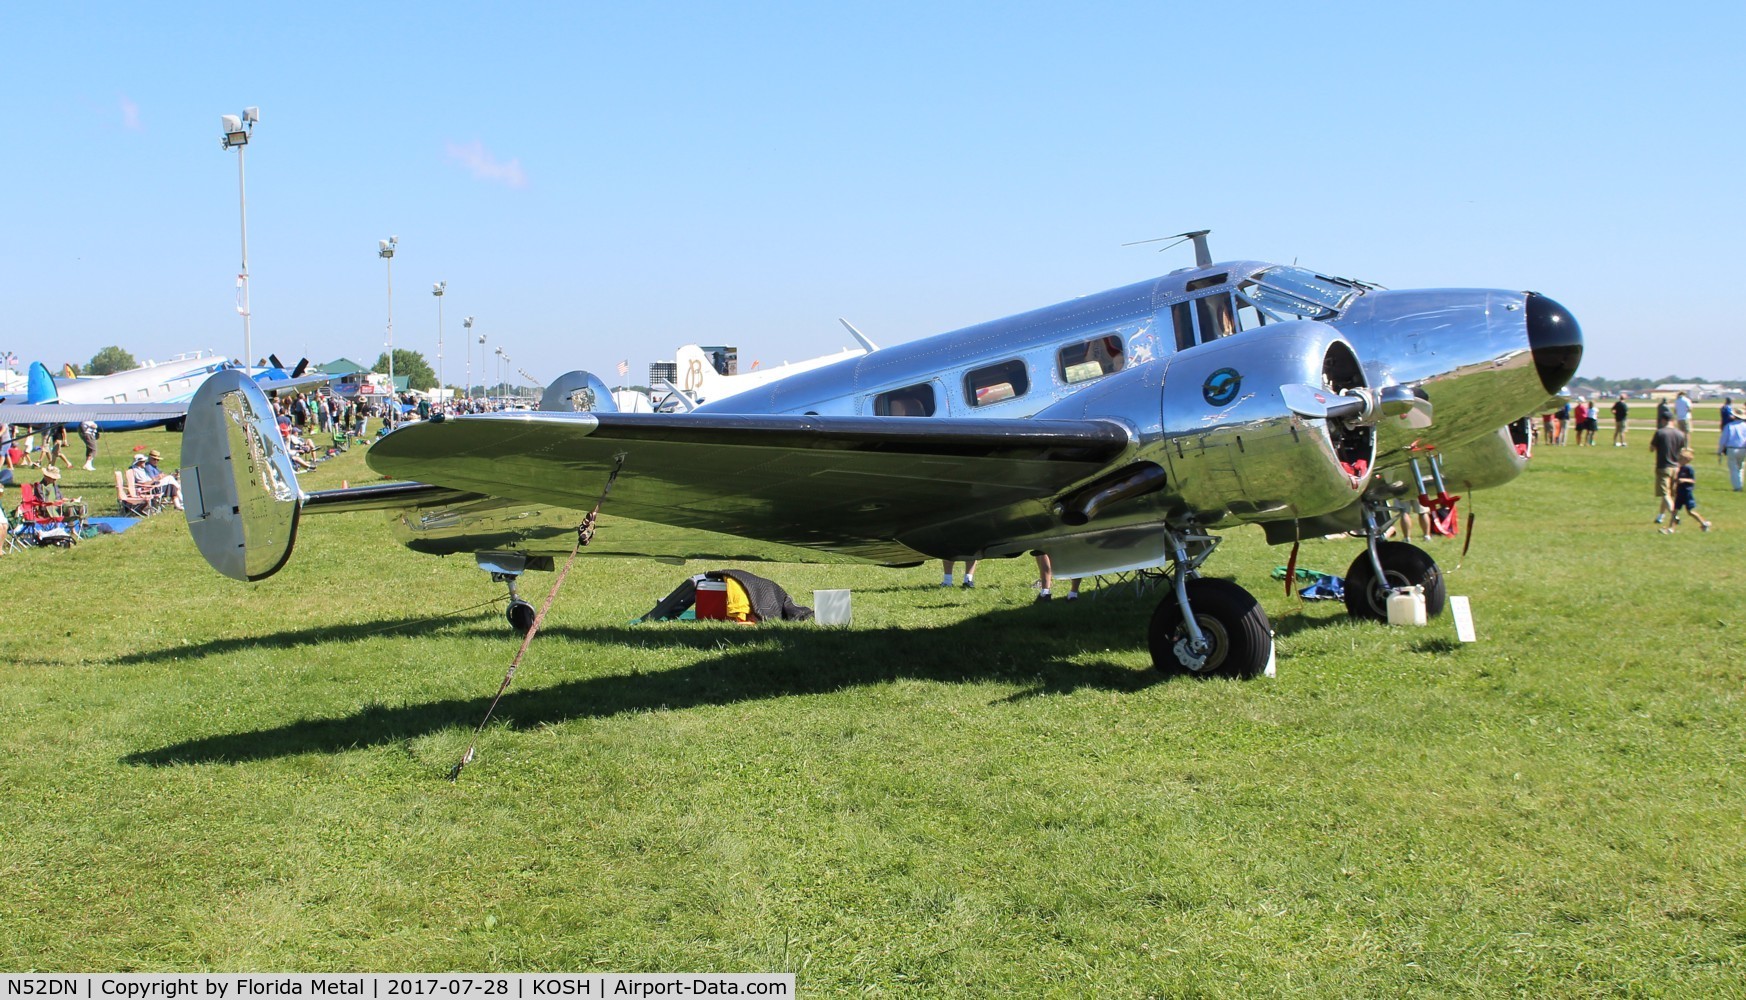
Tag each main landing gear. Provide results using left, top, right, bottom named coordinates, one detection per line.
left=1147, top=528, right=1274, bottom=679
left=477, top=551, right=537, bottom=635
left=1343, top=501, right=1446, bottom=622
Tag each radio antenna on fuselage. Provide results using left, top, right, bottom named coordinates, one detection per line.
left=1122, top=229, right=1213, bottom=268
left=837, top=318, right=878, bottom=353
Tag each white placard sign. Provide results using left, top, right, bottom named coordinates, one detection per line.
left=1450, top=595, right=1477, bottom=643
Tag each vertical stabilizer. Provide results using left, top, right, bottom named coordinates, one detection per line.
left=27, top=362, right=59, bottom=404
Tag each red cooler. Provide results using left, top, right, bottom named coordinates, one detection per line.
left=694, top=577, right=728, bottom=620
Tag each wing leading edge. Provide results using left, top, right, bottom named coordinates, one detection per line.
left=365, top=411, right=1136, bottom=564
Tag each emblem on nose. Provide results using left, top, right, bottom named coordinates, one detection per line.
left=1203, top=367, right=1242, bottom=406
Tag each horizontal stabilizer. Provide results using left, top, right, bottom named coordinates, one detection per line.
left=182, top=370, right=304, bottom=581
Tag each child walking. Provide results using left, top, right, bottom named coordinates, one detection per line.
left=1665, top=448, right=1713, bottom=533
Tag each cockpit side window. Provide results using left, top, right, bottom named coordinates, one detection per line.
left=874, top=383, right=936, bottom=416
left=1195, top=293, right=1237, bottom=344
left=1171, top=302, right=1195, bottom=352
left=1059, top=335, right=1126, bottom=384
left=1234, top=282, right=1266, bottom=331
left=964, top=359, right=1028, bottom=407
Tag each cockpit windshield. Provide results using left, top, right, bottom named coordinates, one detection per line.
left=1245, top=266, right=1367, bottom=321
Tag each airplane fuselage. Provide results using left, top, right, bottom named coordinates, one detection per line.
left=691, top=259, right=1575, bottom=572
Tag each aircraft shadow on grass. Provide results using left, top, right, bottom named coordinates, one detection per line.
left=123, top=598, right=1189, bottom=768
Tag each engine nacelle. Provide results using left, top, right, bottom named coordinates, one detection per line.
left=1042, top=321, right=1376, bottom=528
left=1156, top=322, right=1377, bottom=526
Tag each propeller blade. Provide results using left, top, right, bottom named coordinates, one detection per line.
left=1280, top=383, right=1367, bottom=422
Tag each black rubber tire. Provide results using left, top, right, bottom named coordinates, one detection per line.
left=507, top=598, right=537, bottom=635
left=1148, top=577, right=1273, bottom=678
left=1343, top=542, right=1446, bottom=621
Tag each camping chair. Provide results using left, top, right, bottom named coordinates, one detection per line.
left=0, top=503, right=24, bottom=554
left=14, top=482, right=75, bottom=547
left=114, top=471, right=163, bottom=516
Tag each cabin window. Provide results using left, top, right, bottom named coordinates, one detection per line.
left=1184, top=273, right=1228, bottom=293
left=1058, top=335, right=1126, bottom=384
left=1171, top=302, right=1195, bottom=352
left=964, top=359, right=1028, bottom=407
left=1195, top=293, right=1237, bottom=343
left=874, top=383, right=936, bottom=416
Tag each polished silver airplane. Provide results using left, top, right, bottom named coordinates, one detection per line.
left=178, top=233, right=1581, bottom=677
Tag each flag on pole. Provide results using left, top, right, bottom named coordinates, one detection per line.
left=616, top=359, right=629, bottom=378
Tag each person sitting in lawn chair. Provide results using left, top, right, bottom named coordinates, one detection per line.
left=141, top=449, right=184, bottom=510
left=16, top=466, right=77, bottom=545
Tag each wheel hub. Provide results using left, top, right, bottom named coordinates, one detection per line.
left=1172, top=616, right=1227, bottom=672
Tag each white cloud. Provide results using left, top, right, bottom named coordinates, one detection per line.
left=445, top=139, right=527, bottom=189
left=119, top=94, right=142, bottom=131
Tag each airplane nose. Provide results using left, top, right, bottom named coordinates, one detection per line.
left=1525, top=293, right=1582, bottom=394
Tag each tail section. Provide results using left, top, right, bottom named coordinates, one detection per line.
left=181, top=370, right=304, bottom=581
left=27, top=362, right=59, bottom=404
left=673, top=345, right=724, bottom=404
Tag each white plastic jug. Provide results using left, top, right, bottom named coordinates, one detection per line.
left=1386, top=585, right=1427, bottom=626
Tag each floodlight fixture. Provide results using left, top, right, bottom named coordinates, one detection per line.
left=220, top=105, right=257, bottom=370
left=463, top=316, right=474, bottom=399
left=380, top=236, right=398, bottom=398
left=432, top=281, right=446, bottom=393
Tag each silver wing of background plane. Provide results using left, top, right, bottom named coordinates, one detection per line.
left=364, top=411, right=1136, bottom=565
left=0, top=403, right=190, bottom=425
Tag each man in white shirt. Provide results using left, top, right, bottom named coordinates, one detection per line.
left=1720, top=417, right=1746, bottom=492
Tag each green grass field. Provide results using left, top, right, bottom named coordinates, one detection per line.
left=3, top=424, right=1742, bottom=994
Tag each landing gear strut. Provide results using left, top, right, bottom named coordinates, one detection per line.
left=1147, top=528, right=1274, bottom=678
left=1344, top=502, right=1446, bottom=621
left=477, top=551, right=538, bottom=635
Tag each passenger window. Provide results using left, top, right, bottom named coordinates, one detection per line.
left=965, top=359, right=1028, bottom=407
left=874, top=383, right=936, bottom=416
left=1196, top=293, right=1236, bottom=343
left=1058, top=335, right=1126, bottom=384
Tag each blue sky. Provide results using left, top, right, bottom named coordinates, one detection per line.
left=5, top=2, right=1742, bottom=384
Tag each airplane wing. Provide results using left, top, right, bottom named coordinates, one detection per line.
left=366, top=411, right=1135, bottom=563
left=0, top=402, right=190, bottom=425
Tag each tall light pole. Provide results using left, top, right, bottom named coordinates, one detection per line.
left=432, top=280, right=446, bottom=402
left=220, top=107, right=258, bottom=367
left=379, top=236, right=397, bottom=411
left=495, top=347, right=505, bottom=398
left=463, top=316, right=474, bottom=401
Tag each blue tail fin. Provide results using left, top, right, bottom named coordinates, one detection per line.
left=26, top=362, right=59, bottom=404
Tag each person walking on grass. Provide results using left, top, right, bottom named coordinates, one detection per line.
left=1612, top=396, right=1630, bottom=447
left=1664, top=449, right=1712, bottom=533
left=1719, top=416, right=1746, bottom=492
left=78, top=419, right=98, bottom=471
left=1651, top=414, right=1687, bottom=527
